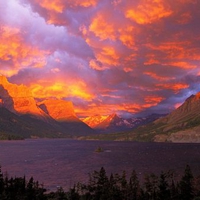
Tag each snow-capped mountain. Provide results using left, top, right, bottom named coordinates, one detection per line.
left=82, top=113, right=166, bottom=133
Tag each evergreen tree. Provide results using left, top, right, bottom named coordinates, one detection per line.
left=66, top=186, right=80, bottom=200
left=0, top=166, right=4, bottom=199
left=179, top=165, right=194, bottom=200
left=120, top=170, right=128, bottom=199
left=158, top=172, right=170, bottom=200
left=108, top=173, right=122, bottom=200
left=143, top=173, right=158, bottom=200
left=128, top=170, right=140, bottom=200
left=193, top=175, right=200, bottom=198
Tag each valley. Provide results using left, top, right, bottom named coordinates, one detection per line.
left=1, top=75, right=200, bottom=143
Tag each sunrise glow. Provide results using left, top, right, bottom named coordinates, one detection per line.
left=1, top=0, right=200, bottom=117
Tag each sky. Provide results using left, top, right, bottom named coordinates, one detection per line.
left=0, top=0, right=200, bottom=118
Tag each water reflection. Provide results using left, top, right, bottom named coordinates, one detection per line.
left=0, top=139, right=200, bottom=191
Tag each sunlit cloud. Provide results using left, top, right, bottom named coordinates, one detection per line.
left=144, top=96, right=164, bottom=106
left=96, top=46, right=120, bottom=66
left=0, top=26, right=48, bottom=77
left=89, top=14, right=116, bottom=41
left=125, top=0, right=172, bottom=24
left=36, top=0, right=65, bottom=13
left=1, top=0, right=200, bottom=117
left=168, top=62, right=196, bottom=70
left=156, top=83, right=189, bottom=93
left=89, top=59, right=105, bottom=71
left=144, top=72, right=175, bottom=81
left=29, top=80, right=94, bottom=100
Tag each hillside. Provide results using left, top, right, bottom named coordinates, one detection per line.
left=110, top=92, right=200, bottom=142
left=0, top=107, right=63, bottom=139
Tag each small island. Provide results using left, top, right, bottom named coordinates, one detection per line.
left=95, top=146, right=104, bottom=153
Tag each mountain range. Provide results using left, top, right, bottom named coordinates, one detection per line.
left=0, top=75, right=94, bottom=139
left=82, top=113, right=166, bottom=133
left=90, top=92, right=200, bottom=143
left=1, top=75, right=200, bottom=142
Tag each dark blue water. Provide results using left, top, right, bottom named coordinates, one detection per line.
left=0, top=139, right=200, bottom=191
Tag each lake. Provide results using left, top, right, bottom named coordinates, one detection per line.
left=0, top=139, right=200, bottom=191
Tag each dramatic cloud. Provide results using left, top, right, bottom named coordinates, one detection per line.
left=1, top=0, right=200, bottom=117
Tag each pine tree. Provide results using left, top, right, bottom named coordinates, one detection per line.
left=179, top=165, right=194, bottom=200
left=108, top=173, right=122, bottom=200
left=128, top=170, right=140, bottom=200
left=0, top=166, right=4, bottom=198
left=143, top=173, right=158, bottom=200
left=158, top=172, right=170, bottom=200
left=120, top=170, right=128, bottom=199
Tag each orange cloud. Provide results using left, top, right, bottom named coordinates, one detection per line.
left=36, top=0, right=98, bottom=13
left=146, top=42, right=187, bottom=52
left=144, top=58, right=160, bottom=65
left=167, top=62, right=196, bottom=69
left=146, top=41, right=200, bottom=61
left=144, top=72, right=175, bottom=81
left=89, top=12, right=136, bottom=49
left=120, top=103, right=144, bottom=113
left=144, top=95, right=164, bottom=107
left=89, top=59, right=107, bottom=70
left=96, top=46, right=120, bottom=66
left=75, top=104, right=114, bottom=117
left=29, top=81, right=94, bottom=100
left=156, top=83, right=189, bottom=93
left=120, top=100, right=164, bottom=113
left=37, top=0, right=64, bottom=13
left=119, top=26, right=135, bottom=48
left=125, top=0, right=172, bottom=24
left=123, top=67, right=133, bottom=72
left=0, top=26, right=48, bottom=76
left=77, top=0, right=98, bottom=7
left=76, top=97, right=166, bottom=117
left=144, top=53, right=160, bottom=65
left=89, top=14, right=116, bottom=41
left=76, top=102, right=144, bottom=117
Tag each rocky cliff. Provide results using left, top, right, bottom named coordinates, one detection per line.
left=0, top=75, right=95, bottom=138
left=0, top=75, right=48, bottom=120
left=38, top=99, right=76, bottom=121
left=38, top=99, right=95, bottom=136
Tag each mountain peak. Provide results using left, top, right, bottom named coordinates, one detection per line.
left=38, top=99, right=77, bottom=122
left=82, top=114, right=108, bottom=128
left=185, top=93, right=199, bottom=102
left=110, top=113, right=118, bottom=118
left=149, top=90, right=200, bottom=142
left=0, top=76, right=47, bottom=118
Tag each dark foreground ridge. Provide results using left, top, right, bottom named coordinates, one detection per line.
left=0, top=165, right=200, bottom=200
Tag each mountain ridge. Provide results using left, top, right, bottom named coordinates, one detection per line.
left=82, top=113, right=166, bottom=134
